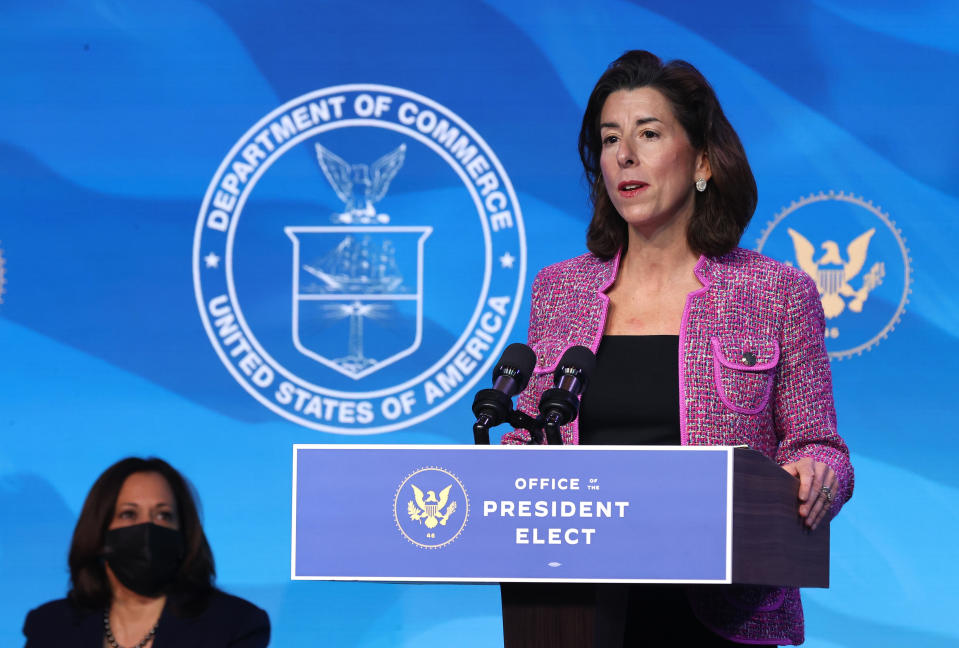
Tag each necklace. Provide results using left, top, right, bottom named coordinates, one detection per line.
left=103, top=610, right=159, bottom=648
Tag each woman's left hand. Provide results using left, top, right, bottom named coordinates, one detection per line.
left=781, top=457, right=837, bottom=530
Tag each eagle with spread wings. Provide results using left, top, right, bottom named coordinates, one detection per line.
left=407, top=484, right=457, bottom=529
left=315, top=142, right=406, bottom=224
left=787, top=228, right=884, bottom=319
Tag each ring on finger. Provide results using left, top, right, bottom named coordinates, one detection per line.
left=820, top=485, right=834, bottom=503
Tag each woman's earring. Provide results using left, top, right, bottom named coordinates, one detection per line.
left=695, top=177, right=707, bottom=192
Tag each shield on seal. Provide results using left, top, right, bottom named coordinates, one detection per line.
left=285, top=226, right=432, bottom=380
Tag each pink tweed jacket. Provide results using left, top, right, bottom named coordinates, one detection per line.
left=502, top=248, right=853, bottom=645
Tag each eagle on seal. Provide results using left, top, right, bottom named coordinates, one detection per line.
left=315, top=142, right=406, bottom=224
left=787, top=228, right=884, bottom=319
left=407, top=484, right=456, bottom=529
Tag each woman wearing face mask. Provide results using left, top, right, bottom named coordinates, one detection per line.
left=22, top=457, right=270, bottom=647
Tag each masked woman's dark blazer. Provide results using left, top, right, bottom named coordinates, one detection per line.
left=22, top=590, right=269, bottom=648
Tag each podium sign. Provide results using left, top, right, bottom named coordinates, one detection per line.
left=292, top=445, right=733, bottom=583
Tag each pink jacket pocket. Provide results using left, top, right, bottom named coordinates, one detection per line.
left=710, top=336, right=779, bottom=415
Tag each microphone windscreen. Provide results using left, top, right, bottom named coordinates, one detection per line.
left=497, top=342, right=537, bottom=391
left=556, top=345, right=596, bottom=378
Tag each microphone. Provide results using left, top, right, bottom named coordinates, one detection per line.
left=537, top=345, right=596, bottom=444
left=472, top=343, right=537, bottom=444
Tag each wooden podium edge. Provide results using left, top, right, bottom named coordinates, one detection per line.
left=731, top=447, right=829, bottom=588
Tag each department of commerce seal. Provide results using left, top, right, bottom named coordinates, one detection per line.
left=394, top=466, right=469, bottom=549
left=755, top=191, right=912, bottom=360
left=193, top=85, right=526, bottom=433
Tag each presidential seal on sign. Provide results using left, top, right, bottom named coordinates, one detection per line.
left=394, top=467, right=469, bottom=549
left=755, top=191, right=912, bottom=360
left=193, top=85, right=526, bottom=433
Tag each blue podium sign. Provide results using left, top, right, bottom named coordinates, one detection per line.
left=292, top=445, right=732, bottom=583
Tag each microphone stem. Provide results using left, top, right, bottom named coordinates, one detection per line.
left=473, top=416, right=491, bottom=445
left=544, top=413, right=563, bottom=445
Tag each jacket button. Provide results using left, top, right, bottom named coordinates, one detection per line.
left=741, top=351, right=757, bottom=366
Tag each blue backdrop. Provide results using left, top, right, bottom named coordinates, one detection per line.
left=2, top=1, right=957, bottom=645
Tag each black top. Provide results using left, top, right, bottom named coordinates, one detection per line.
left=577, top=335, right=680, bottom=445
left=571, top=335, right=738, bottom=646
left=22, top=590, right=270, bottom=648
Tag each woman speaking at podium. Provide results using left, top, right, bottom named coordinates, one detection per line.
left=502, top=51, right=853, bottom=646
left=22, top=458, right=269, bottom=647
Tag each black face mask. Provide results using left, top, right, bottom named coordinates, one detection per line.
left=102, top=523, right=184, bottom=597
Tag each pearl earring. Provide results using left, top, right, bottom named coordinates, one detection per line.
left=695, top=178, right=707, bottom=192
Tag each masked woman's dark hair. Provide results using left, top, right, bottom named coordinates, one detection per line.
left=579, top=50, right=757, bottom=259
left=67, top=457, right=215, bottom=614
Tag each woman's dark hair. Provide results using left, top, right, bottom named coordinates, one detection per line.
left=67, top=457, right=215, bottom=613
left=579, top=50, right=757, bottom=259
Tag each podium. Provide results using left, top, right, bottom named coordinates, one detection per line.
left=292, top=445, right=827, bottom=642
left=494, top=447, right=828, bottom=646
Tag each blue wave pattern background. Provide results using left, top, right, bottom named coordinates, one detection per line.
left=1, top=1, right=957, bottom=645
